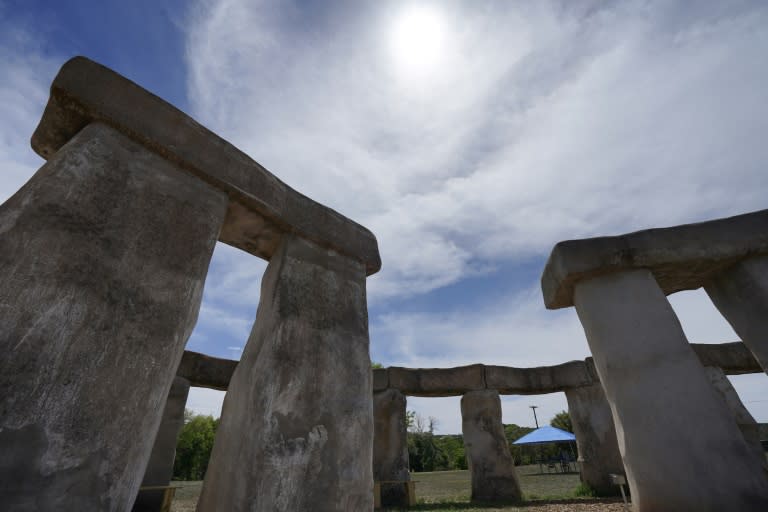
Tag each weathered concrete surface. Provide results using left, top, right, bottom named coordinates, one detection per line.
left=373, top=389, right=410, bottom=507
left=461, top=390, right=522, bottom=503
left=486, top=360, right=591, bottom=395
left=573, top=269, right=768, bottom=511
left=542, top=209, right=768, bottom=308
left=372, top=368, right=389, bottom=391
left=704, top=367, right=766, bottom=466
left=388, top=364, right=485, bottom=397
left=176, top=340, right=761, bottom=395
left=133, top=377, right=191, bottom=512
left=198, top=235, right=373, bottom=511
left=32, top=56, right=380, bottom=274
left=177, top=351, right=238, bottom=391
left=0, top=123, right=228, bottom=511
left=706, top=256, right=768, bottom=375
left=692, top=342, right=763, bottom=375
left=565, top=383, right=624, bottom=496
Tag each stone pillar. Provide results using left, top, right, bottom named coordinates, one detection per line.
left=373, top=388, right=410, bottom=507
left=565, top=382, right=624, bottom=496
left=573, top=269, right=768, bottom=511
left=132, top=377, right=191, bottom=512
left=460, top=390, right=522, bottom=503
left=705, top=256, right=768, bottom=375
left=197, top=235, right=373, bottom=511
left=0, top=123, right=228, bottom=511
left=703, top=366, right=766, bottom=465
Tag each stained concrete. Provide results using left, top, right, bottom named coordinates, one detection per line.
left=573, top=269, right=768, bottom=511
left=0, top=123, right=227, bottom=511
left=486, top=360, right=591, bottom=395
left=133, top=377, right=191, bottom=512
left=692, top=342, right=763, bottom=375
left=388, top=365, right=486, bottom=397
left=706, top=256, right=768, bottom=375
left=542, top=209, right=768, bottom=308
left=373, top=389, right=410, bottom=507
left=565, top=382, right=624, bottom=496
left=704, top=367, right=766, bottom=466
left=197, top=235, right=373, bottom=511
left=32, top=56, right=380, bottom=274
left=177, top=351, right=238, bottom=391
left=186, top=341, right=761, bottom=396
left=461, top=390, right=522, bottom=503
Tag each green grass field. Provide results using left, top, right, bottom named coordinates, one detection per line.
left=170, top=465, right=627, bottom=511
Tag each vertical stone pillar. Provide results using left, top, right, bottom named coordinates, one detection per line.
left=460, top=390, right=522, bottom=503
left=705, top=256, right=768, bottom=375
left=197, top=235, right=373, bottom=511
left=373, top=388, right=410, bottom=507
left=0, top=123, right=228, bottom=511
left=703, top=366, right=766, bottom=466
left=574, top=269, right=768, bottom=511
left=132, top=377, right=191, bottom=512
left=565, top=382, right=624, bottom=496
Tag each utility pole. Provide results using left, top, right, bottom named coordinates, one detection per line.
left=529, top=405, right=539, bottom=428
left=530, top=405, right=542, bottom=473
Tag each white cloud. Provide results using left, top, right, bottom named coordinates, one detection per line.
left=184, top=0, right=768, bottom=302
left=0, top=17, right=58, bottom=203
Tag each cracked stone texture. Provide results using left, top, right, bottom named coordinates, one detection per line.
left=197, top=235, right=373, bottom=512
left=461, top=390, right=523, bottom=503
left=574, top=269, right=768, bottom=512
left=0, top=123, right=227, bottom=511
left=373, top=389, right=410, bottom=507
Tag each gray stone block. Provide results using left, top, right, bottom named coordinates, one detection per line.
left=32, top=56, right=381, bottom=275
left=198, top=235, right=373, bottom=511
left=461, top=390, right=522, bottom=503
left=485, top=360, right=591, bottom=394
left=542, top=209, right=768, bottom=309
left=177, top=351, right=238, bottom=391
left=373, top=389, right=409, bottom=507
left=0, top=123, right=228, bottom=511
left=388, top=364, right=485, bottom=397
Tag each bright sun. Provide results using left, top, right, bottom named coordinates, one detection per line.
left=390, top=5, right=446, bottom=80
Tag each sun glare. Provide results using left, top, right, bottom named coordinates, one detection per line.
left=390, top=5, right=446, bottom=80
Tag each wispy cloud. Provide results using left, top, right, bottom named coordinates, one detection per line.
left=184, top=0, right=768, bottom=302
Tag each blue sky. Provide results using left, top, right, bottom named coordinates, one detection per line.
left=1, top=0, right=767, bottom=434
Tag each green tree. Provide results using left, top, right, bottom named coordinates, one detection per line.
left=550, top=410, right=573, bottom=433
left=504, top=424, right=535, bottom=465
left=173, top=410, right=218, bottom=480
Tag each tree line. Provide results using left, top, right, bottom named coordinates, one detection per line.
left=172, top=408, right=574, bottom=480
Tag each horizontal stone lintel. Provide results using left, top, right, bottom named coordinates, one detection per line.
left=31, top=57, right=381, bottom=275
left=181, top=342, right=760, bottom=392
left=177, top=351, right=238, bottom=391
left=541, top=209, right=768, bottom=309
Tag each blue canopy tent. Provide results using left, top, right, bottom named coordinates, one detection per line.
left=513, top=426, right=576, bottom=445
left=513, top=426, right=577, bottom=474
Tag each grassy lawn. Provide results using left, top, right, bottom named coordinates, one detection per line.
left=170, top=465, right=626, bottom=511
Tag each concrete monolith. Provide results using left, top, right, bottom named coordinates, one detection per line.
left=460, top=390, right=522, bottom=503
left=132, top=377, right=191, bottom=512
left=704, top=366, right=766, bottom=466
left=0, top=123, right=228, bottom=511
left=573, top=269, right=768, bottom=511
left=706, top=256, right=768, bottom=375
left=197, top=235, right=373, bottom=511
left=373, top=389, right=410, bottom=507
left=565, top=383, right=624, bottom=495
